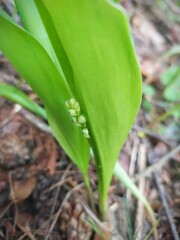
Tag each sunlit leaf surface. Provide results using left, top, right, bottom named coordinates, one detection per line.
left=0, top=9, right=90, bottom=176
left=38, top=0, right=142, bottom=209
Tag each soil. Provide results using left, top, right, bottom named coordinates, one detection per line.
left=0, top=0, right=180, bottom=240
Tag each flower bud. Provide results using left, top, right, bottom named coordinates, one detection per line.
left=69, top=98, right=76, bottom=108
left=68, top=109, right=77, bottom=117
left=74, top=101, right=80, bottom=110
left=72, top=117, right=81, bottom=126
left=78, top=115, right=86, bottom=124
left=82, top=128, right=90, bottom=138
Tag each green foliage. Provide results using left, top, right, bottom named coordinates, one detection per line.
left=161, top=45, right=180, bottom=59
left=36, top=0, right=142, bottom=217
left=0, top=0, right=142, bottom=219
left=142, top=84, right=156, bottom=111
left=160, top=65, right=180, bottom=119
left=0, top=83, right=47, bottom=119
left=0, top=7, right=90, bottom=179
left=161, top=66, right=180, bottom=102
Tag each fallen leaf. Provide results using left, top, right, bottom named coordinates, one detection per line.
left=10, top=176, right=36, bottom=203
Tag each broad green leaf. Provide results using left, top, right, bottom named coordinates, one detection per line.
left=27, top=0, right=75, bottom=93
left=0, top=83, right=47, bottom=119
left=14, top=0, right=63, bottom=77
left=39, top=0, right=142, bottom=210
left=0, top=10, right=90, bottom=176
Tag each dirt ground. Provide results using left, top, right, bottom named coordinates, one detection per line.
left=0, top=0, right=180, bottom=239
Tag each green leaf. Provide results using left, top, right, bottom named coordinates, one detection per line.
left=142, top=84, right=156, bottom=111
left=0, top=83, right=47, bottom=119
left=161, top=44, right=180, bottom=60
left=0, top=9, right=90, bottom=176
left=31, top=0, right=75, bottom=93
left=14, top=0, right=63, bottom=76
left=39, top=0, right=142, bottom=214
left=161, top=66, right=180, bottom=102
left=143, top=84, right=156, bottom=97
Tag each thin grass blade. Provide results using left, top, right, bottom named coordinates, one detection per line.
left=0, top=83, right=47, bottom=119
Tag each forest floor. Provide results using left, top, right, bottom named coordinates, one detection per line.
left=0, top=0, right=179, bottom=239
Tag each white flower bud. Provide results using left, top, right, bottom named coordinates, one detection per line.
left=74, top=101, right=80, bottom=110
left=69, top=98, right=76, bottom=108
left=78, top=115, right=86, bottom=124
left=68, top=109, right=77, bottom=117
left=72, top=117, right=81, bottom=126
left=82, top=128, right=90, bottom=138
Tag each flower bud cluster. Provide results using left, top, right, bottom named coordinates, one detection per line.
left=65, top=98, right=90, bottom=138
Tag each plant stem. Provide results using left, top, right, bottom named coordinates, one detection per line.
left=99, top=187, right=108, bottom=221
left=83, top=175, right=96, bottom=214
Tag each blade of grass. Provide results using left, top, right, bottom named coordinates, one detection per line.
left=114, top=161, right=158, bottom=239
left=0, top=83, right=47, bottom=119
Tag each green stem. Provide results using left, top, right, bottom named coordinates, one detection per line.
left=99, top=185, right=108, bottom=221
left=83, top=175, right=96, bottom=214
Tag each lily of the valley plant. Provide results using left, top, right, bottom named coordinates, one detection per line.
left=0, top=0, right=142, bottom=220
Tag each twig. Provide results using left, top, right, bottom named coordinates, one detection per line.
left=17, top=223, right=36, bottom=240
left=129, top=139, right=139, bottom=178
left=133, top=126, right=174, bottom=147
left=164, top=0, right=180, bottom=14
left=135, top=144, right=147, bottom=240
left=77, top=194, right=111, bottom=235
left=20, top=109, right=51, bottom=134
left=8, top=171, right=19, bottom=240
left=44, top=177, right=71, bottom=193
left=153, top=172, right=180, bottom=240
left=126, top=138, right=139, bottom=204
left=0, top=104, right=22, bottom=128
left=0, top=202, right=13, bottom=219
left=134, top=145, right=180, bottom=182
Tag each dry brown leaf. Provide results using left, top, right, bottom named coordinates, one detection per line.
left=10, top=176, right=36, bottom=203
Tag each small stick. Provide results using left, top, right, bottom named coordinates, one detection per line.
left=164, top=0, right=180, bottom=14
left=0, top=202, right=13, bottom=219
left=153, top=172, right=180, bottom=240
left=20, top=109, right=51, bottom=134
left=135, top=144, right=147, bottom=240
left=44, top=177, right=71, bottom=193
left=126, top=138, right=139, bottom=204
left=77, top=194, right=111, bottom=235
left=133, top=126, right=173, bottom=147
left=8, top=171, right=19, bottom=240
left=134, top=145, right=180, bottom=182
left=0, top=104, right=22, bottom=128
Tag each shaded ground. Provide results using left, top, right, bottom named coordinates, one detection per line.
left=0, top=0, right=180, bottom=239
